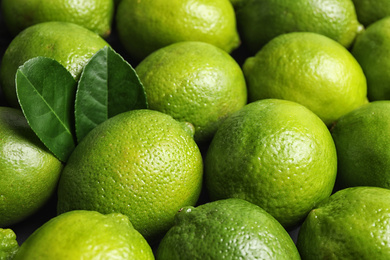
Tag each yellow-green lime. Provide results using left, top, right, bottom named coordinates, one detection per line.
left=57, top=109, right=203, bottom=242
left=243, top=32, right=368, bottom=126
left=297, top=186, right=390, bottom=259
left=13, top=210, right=154, bottom=259
left=351, top=17, right=390, bottom=101
left=235, top=0, right=363, bottom=54
left=331, top=101, right=390, bottom=189
left=352, top=0, right=390, bottom=27
left=1, top=0, right=114, bottom=38
left=205, top=99, right=337, bottom=229
left=135, top=41, right=247, bottom=144
left=0, top=107, right=63, bottom=227
left=0, top=21, right=109, bottom=107
left=156, top=198, right=300, bottom=260
left=116, top=0, right=240, bottom=61
left=0, top=229, right=18, bottom=260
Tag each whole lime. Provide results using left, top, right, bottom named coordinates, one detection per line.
left=13, top=210, right=154, bottom=259
left=331, top=101, right=390, bottom=189
left=0, top=107, right=63, bottom=227
left=156, top=198, right=300, bottom=260
left=297, top=186, right=390, bottom=259
left=0, top=21, right=109, bottom=107
left=351, top=17, right=390, bottom=101
left=205, top=99, right=337, bottom=229
left=243, top=32, right=368, bottom=126
left=1, top=0, right=114, bottom=37
left=57, top=109, right=203, bottom=242
left=235, top=0, right=362, bottom=54
left=135, top=41, right=247, bottom=144
left=352, top=0, right=390, bottom=27
left=116, top=0, right=240, bottom=61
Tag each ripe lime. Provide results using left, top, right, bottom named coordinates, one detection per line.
left=0, top=21, right=109, bottom=107
left=115, top=0, right=240, bottom=61
left=0, top=107, right=63, bottom=227
left=57, top=109, right=203, bottom=242
left=156, top=198, right=300, bottom=260
left=243, top=32, right=368, bottom=126
left=351, top=17, right=390, bottom=101
left=135, top=41, right=247, bottom=144
left=352, top=0, right=390, bottom=27
left=331, top=101, right=390, bottom=189
left=13, top=210, right=154, bottom=259
left=0, top=229, right=18, bottom=260
left=235, top=0, right=363, bottom=54
left=205, top=99, right=337, bottom=229
left=1, top=0, right=114, bottom=38
left=297, top=186, right=390, bottom=259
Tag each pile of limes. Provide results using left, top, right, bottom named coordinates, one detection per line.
left=1, top=0, right=390, bottom=259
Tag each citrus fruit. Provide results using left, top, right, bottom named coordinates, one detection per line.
left=235, top=0, right=363, bottom=54
left=297, top=186, right=390, bottom=259
left=1, top=0, right=114, bottom=38
left=204, top=99, right=337, bottom=229
left=115, top=0, right=240, bottom=61
left=0, top=21, right=109, bottom=107
left=135, top=41, right=247, bottom=144
left=156, top=198, right=300, bottom=260
left=57, top=109, right=203, bottom=242
left=331, top=101, right=390, bottom=189
left=0, top=106, right=63, bottom=227
left=0, top=229, right=18, bottom=260
left=352, top=0, right=390, bottom=27
left=13, top=210, right=154, bottom=259
left=243, top=32, right=368, bottom=126
left=351, top=17, right=390, bottom=101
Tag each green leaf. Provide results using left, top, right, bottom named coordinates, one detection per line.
left=75, top=46, right=148, bottom=143
left=16, top=57, right=77, bottom=162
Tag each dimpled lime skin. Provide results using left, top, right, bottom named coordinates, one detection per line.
left=156, top=198, right=300, bottom=260
left=331, top=101, right=390, bottom=189
left=13, top=210, right=154, bottom=259
left=0, top=107, right=63, bottom=227
left=235, top=0, right=362, bottom=54
left=205, top=99, right=337, bottom=229
left=243, top=32, right=368, bottom=126
left=297, top=186, right=390, bottom=259
left=351, top=17, right=390, bottom=101
left=57, top=109, right=203, bottom=242
left=116, top=0, right=240, bottom=61
left=135, top=41, right=247, bottom=144
left=0, top=229, right=19, bottom=260
left=1, top=0, right=114, bottom=37
left=0, top=21, right=109, bottom=107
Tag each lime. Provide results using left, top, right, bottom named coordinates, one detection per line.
left=0, top=229, right=18, bottom=260
left=116, top=0, right=240, bottom=61
left=1, top=0, right=114, bottom=38
left=352, top=0, right=390, bottom=27
left=0, top=106, right=63, bottom=227
left=243, top=32, right=368, bottom=126
left=156, top=198, right=300, bottom=260
left=57, top=109, right=203, bottom=242
left=0, top=21, right=109, bottom=107
left=135, top=41, right=247, bottom=144
left=205, top=99, right=337, bottom=229
left=13, top=210, right=154, bottom=259
left=297, top=186, right=390, bottom=259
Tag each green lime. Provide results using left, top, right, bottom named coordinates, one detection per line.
left=13, top=210, right=154, bottom=259
left=205, top=99, right=337, bottom=229
left=0, top=21, right=109, bottom=107
left=297, top=186, right=390, bottom=259
left=156, top=198, right=300, bottom=260
left=0, top=106, right=63, bottom=227
left=0, top=229, right=18, bottom=260
left=135, top=41, right=247, bottom=144
left=57, top=109, right=203, bottom=242
left=243, top=32, right=368, bottom=126
left=352, top=0, right=390, bottom=27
